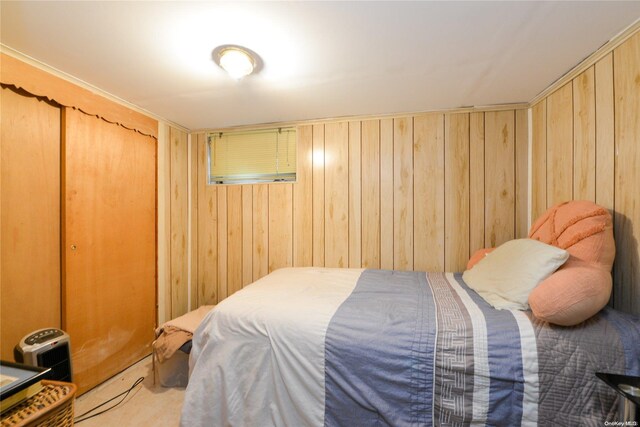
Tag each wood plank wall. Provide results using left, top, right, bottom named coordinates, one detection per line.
left=169, top=127, right=189, bottom=318
left=530, top=31, right=640, bottom=315
left=175, top=109, right=528, bottom=310
left=159, top=126, right=192, bottom=322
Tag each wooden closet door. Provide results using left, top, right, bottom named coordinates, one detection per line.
left=63, top=108, right=156, bottom=393
left=1, top=87, right=61, bottom=360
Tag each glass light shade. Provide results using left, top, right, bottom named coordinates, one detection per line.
left=218, top=48, right=255, bottom=79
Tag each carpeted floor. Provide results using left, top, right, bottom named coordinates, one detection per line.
left=74, top=356, right=185, bottom=426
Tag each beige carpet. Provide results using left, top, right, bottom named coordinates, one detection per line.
left=74, top=356, right=185, bottom=426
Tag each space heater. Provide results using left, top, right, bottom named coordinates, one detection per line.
left=14, top=328, right=73, bottom=382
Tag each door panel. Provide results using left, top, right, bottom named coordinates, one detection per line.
left=63, top=108, right=156, bottom=393
left=1, top=87, right=61, bottom=360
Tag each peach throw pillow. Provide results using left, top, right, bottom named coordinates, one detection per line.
left=527, top=200, right=615, bottom=326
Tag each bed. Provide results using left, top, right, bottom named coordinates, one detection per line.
left=180, top=267, right=640, bottom=426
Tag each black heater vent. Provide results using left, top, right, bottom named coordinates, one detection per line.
left=37, top=344, right=72, bottom=382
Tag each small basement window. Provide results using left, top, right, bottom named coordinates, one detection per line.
left=207, top=127, right=296, bottom=185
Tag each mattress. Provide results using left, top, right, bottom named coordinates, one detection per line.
left=180, top=267, right=640, bottom=426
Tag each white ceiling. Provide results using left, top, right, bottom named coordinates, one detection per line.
left=2, top=1, right=640, bottom=130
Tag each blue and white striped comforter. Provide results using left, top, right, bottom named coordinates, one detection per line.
left=181, top=268, right=640, bottom=426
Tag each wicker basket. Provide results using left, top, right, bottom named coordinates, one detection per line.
left=1, top=380, right=76, bottom=427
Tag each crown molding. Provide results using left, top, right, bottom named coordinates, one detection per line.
left=190, top=103, right=530, bottom=134
left=529, top=17, right=640, bottom=106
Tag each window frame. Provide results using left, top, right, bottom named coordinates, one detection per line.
left=206, top=127, right=297, bottom=185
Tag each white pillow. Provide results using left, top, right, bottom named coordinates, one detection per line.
left=462, top=238, right=569, bottom=310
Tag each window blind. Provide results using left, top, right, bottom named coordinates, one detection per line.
left=208, top=128, right=296, bottom=184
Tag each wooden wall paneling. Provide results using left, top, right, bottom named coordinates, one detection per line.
left=413, top=114, right=445, bottom=271
left=444, top=113, right=470, bottom=271
left=469, top=112, right=485, bottom=255
left=393, top=117, right=413, bottom=271
left=546, top=82, right=574, bottom=207
left=348, top=121, right=362, bottom=268
left=324, top=122, right=349, bottom=268
left=526, top=32, right=639, bottom=316
left=189, top=133, right=198, bottom=310
left=361, top=120, right=381, bottom=269
left=515, top=109, right=529, bottom=238
left=217, top=187, right=228, bottom=301
left=63, top=108, right=156, bottom=393
left=1, top=87, right=61, bottom=360
left=252, top=185, right=269, bottom=280
left=293, top=125, right=313, bottom=267
left=312, top=125, right=325, bottom=266
left=226, top=186, right=243, bottom=296
left=268, top=184, right=293, bottom=272
left=484, top=110, right=515, bottom=248
left=170, top=127, right=188, bottom=318
left=380, top=119, right=394, bottom=270
left=573, top=66, right=596, bottom=202
left=242, top=186, right=253, bottom=286
left=157, top=123, right=172, bottom=323
left=613, top=31, right=640, bottom=315
left=531, top=101, right=547, bottom=221
left=197, top=135, right=218, bottom=305
left=595, top=53, right=615, bottom=212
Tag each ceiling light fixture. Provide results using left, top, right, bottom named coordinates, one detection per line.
left=215, top=45, right=256, bottom=79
